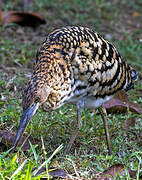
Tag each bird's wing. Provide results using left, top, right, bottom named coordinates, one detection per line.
left=69, top=34, right=127, bottom=98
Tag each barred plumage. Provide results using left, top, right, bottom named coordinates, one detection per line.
left=13, top=26, right=138, bottom=154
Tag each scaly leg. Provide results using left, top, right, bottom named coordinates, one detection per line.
left=98, top=106, right=112, bottom=155
left=63, top=100, right=84, bottom=156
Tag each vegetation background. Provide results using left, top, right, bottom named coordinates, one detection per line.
left=0, top=0, right=142, bottom=179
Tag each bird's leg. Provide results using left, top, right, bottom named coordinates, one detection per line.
left=98, top=106, right=112, bottom=155
left=63, top=100, right=84, bottom=156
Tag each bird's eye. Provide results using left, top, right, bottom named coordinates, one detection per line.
left=35, top=96, right=40, bottom=102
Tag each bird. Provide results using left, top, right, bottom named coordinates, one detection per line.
left=13, top=26, right=138, bottom=155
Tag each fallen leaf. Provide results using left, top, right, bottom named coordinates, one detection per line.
left=0, top=9, right=2, bottom=22
left=123, top=117, right=136, bottom=131
left=32, top=167, right=68, bottom=178
left=103, top=91, right=142, bottom=114
left=97, top=164, right=136, bottom=180
left=0, top=129, right=36, bottom=151
left=49, top=168, right=68, bottom=178
left=0, top=9, right=46, bottom=28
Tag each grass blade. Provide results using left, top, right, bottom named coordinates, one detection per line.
left=29, top=141, right=38, bottom=161
left=7, top=153, right=18, bottom=168
left=32, top=144, right=63, bottom=177
left=11, top=159, right=28, bottom=178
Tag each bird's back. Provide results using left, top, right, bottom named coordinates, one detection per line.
left=26, top=26, right=137, bottom=110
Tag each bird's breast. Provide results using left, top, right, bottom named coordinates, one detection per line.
left=66, top=80, right=113, bottom=108
left=83, top=95, right=112, bottom=108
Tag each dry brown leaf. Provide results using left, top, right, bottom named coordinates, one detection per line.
left=103, top=91, right=142, bottom=114
left=0, top=9, right=2, bottom=22
left=97, top=164, right=136, bottom=180
left=49, top=169, right=68, bottom=178
left=0, top=129, right=37, bottom=151
left=0, top=9, right=46, bottom=28
left=32, top=167, right=68, bottom=178
left=122, top=117, right=136, bottom=131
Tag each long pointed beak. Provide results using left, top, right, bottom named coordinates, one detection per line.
left=13, top=103, right=40, bottom=149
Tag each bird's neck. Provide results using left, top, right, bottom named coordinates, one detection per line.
left=33, top=42, right=70, bottom=88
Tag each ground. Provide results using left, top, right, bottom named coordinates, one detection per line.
left=0, top=0, right=142, bottom=179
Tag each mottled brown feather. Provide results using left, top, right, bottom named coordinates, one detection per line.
left=22, top=26, right=138, bottom=111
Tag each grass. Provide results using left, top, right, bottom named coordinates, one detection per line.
left=0, top=0, right=142, bottom=179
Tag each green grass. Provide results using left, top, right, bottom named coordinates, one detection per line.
left=0, top=143, right=63, bottom=179
left=0, top=0, right=142, bottom=179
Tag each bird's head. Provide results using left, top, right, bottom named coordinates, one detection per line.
left=124, top=64, right=138, bottom=91
left=13, top=78, right=50, bottom=148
